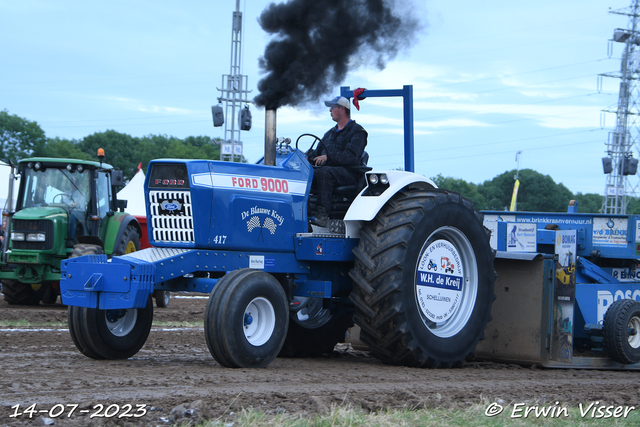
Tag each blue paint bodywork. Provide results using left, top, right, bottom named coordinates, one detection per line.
left=60, top=148, right=358, bottom=309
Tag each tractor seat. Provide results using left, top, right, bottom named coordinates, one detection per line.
left=334, top=152, right=372, bottom=196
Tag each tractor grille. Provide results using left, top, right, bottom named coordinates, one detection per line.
left=11, top=219, right=54, bottom=250
left=148, top=190, right=195, bottom=243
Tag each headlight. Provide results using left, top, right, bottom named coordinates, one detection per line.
left=369, top=174, right=379, bottom=185
left=26, top=233, right=46, bottom=242
left=11, top=232, right=25, bottom=241
left=380, top=174, right=389, bottom=185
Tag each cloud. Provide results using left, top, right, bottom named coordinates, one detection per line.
left=103, top=96, right=192, bottom=116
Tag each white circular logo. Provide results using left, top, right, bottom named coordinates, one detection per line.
left=415, top=239, right=464, bottom=323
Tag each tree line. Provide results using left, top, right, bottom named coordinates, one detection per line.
left=0, top=109, right=627, bottom=214
left=0, top=109, right=229, bottom=181
left=431, top=170, right=629, bottom=214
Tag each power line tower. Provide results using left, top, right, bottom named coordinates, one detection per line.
left=601, top=1, right=640, bottom=214
left=215, top=0, right=252, bottom=162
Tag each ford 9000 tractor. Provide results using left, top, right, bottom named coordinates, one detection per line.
left=59, top=86, right=497, bottom=368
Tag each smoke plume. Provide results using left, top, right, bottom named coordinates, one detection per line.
left=253, top=0, right=423, bottom=110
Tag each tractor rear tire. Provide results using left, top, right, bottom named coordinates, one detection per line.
left=204, top=269, right=288, bottom=368
left=2, top=280, right=43, bottom=305
left=349, top=188, right=496, bottom=368
left=114, top=225, right=140, bottom=256
left=603, top=299, right=640, bottom=364
left=70, top=243, right=104, bottom=259
left=279, top=300, right=353, bottom=357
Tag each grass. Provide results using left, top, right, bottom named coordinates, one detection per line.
left=182, top=403, right=640, bottom=427
left=152, top=321, right=203, bottom=328
left=0, top=319, right=67, bottom=328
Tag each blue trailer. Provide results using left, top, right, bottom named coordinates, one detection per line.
left=477, top=207, right=640, bottom=369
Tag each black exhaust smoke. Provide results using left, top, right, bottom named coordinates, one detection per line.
left=253, top=0, right=423, bottom=110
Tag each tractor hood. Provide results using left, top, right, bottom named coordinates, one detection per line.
left=12, top=206, right=69, bottom=221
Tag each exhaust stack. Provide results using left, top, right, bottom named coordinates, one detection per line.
left=264, top=109, right=277, bottom=166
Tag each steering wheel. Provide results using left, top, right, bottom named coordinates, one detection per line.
left=296, top=134, right=324, bottom=168
left=296, top=133, right=322, bottom=152
left=53, top=193, right=76, bottom=206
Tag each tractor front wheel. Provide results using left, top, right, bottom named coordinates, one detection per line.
left=1, top=280, right=43, bottom=305
left=67, top=297, right=153, bottom=360
left=67, top=243, right=152, bottom=360
left=204, top=269, right=288, bottom=368
left=154, top=290, right=170, bottom=308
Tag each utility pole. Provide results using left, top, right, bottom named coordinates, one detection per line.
left=600, top=1, right=640, bottom=214
left=216, top=0, right=251, bottom=162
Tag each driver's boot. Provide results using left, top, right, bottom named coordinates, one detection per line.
left=310, top=206, right=329, bottom=228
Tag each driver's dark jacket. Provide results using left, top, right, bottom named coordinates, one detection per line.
left=312, top=120, right=368, bottom=167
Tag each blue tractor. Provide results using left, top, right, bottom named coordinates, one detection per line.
left=60, top=86, right=496, bottom=368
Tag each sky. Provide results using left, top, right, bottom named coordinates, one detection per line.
left=1, top=0, right=637, bottom=196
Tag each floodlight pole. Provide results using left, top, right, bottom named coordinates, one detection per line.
left=601, top=0, right=640, bottom=214
left=217, top=0, right=251, bottom=162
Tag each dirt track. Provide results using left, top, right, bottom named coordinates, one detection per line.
left=1, top=295, right=639, bottom=427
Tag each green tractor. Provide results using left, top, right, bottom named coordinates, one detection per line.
left=0, top=150, right=144, bottom=305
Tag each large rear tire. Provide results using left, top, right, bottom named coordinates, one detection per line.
left=204, top=269, right=288, bottom=368
left=113, top=224, right=140, bottom=256
left=603, top=299, right=640, bottom=364
left=349, top=188, right=496, bottom=368
left=279, top=298, right=353, bottom=357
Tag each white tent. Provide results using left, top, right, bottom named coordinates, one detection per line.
left=117, top=167, right=146, bottom=216
left=0, top=162, right=19, bottom=213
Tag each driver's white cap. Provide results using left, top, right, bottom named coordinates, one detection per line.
left=324, top=96, right=350, bottom=109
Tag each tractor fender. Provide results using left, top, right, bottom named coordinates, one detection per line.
left=103, top=213, right=142, bottom=255
left=343, top=170, right=437, bottom=238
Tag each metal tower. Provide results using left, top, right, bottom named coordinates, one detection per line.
left=217, top=0, right=251, bottom=162
left=601, top=1, right=640, bottom=214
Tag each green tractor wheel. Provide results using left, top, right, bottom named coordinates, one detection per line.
left=2, top=280, right=44, bottom=305
left=114, top=225, right=140, bottom=256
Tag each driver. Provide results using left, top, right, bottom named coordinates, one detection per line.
left=65, top=173, right=90, bottom=239
left=308, top=95, right=368, bottom=227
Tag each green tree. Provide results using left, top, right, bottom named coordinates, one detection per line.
left=627, top=197, right=640, bottom=214
left=431, top=174, right=486, bottom=209
left=42, top=137, right=91, bottom=160
left=479, top=169, right=573, bottom=212
left=80, top=130, right=139, bottom=180
left=0, top=110, right=47, bottom=163
left=135, top=134, right=183, bottom=171
left=573, top=193, right=603, bottom=214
